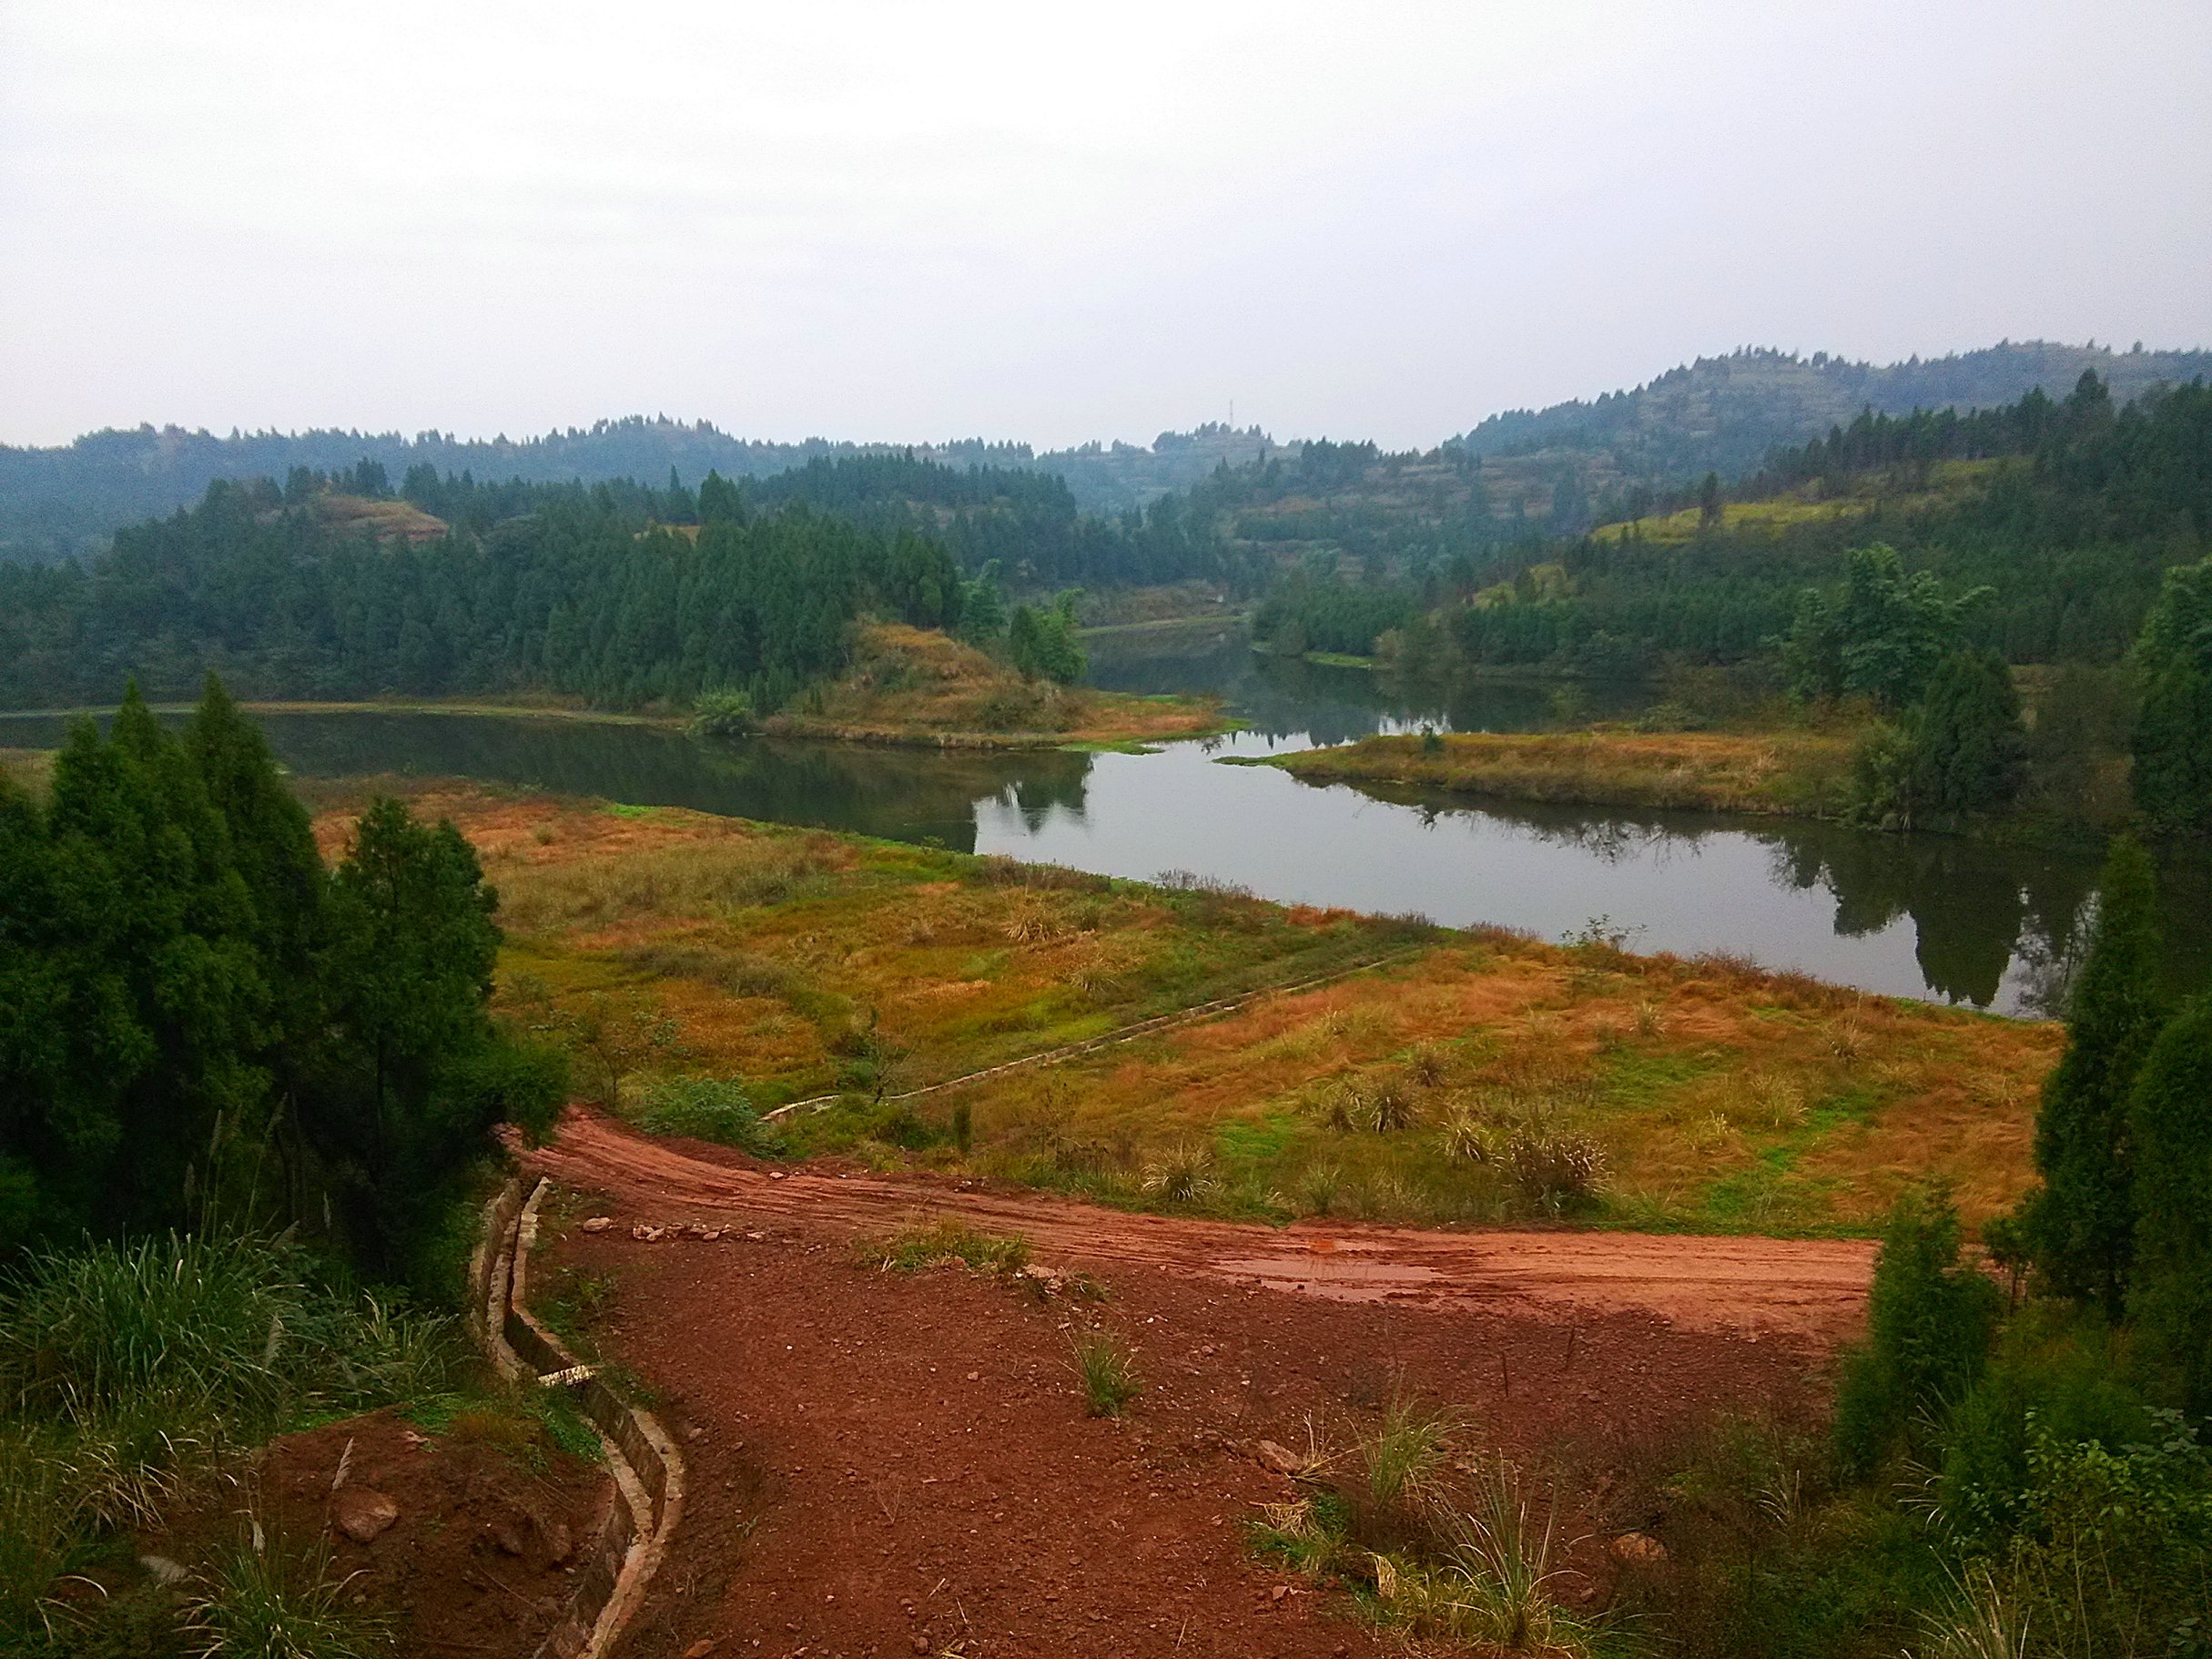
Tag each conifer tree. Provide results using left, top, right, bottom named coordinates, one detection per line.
left=2126, top=994, right=2212, bottom=1412
left=1912, top=648, right=2028, bottom=815
left=2024, top=836, right=2166, bottom=1312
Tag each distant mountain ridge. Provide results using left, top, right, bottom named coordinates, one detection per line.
left=1450, top=340, right=2212, bottom=490
left=0, top=417, right=1281, bottom=562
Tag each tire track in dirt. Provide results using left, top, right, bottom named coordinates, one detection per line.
left=532, top=1113, right=1876, bottom=1348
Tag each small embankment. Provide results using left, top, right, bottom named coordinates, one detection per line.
left=1265, top=728, right=1856, bottom=817
left=533, top=1111, right=1876, bottom=1346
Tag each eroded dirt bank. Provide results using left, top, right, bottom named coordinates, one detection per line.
left=531, top=1115, right=1872, bottom=1657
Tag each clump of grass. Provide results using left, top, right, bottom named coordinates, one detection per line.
left=1439, top=1104, right=1499, bottom=1165
left=1360, top=1391, right=1458, bottom=1515
left=1295, top=1163, right=1344, bottom=1216
left=1917, top=1563, right=2029, bottom=1659
left=1139, top=1142, right=1219, bottom=1206
left=1440, top=1455, right=1597, bottom=1655
left=1505, top=1129, right=1607, bottom=1216
left=1070, top=1328, right=1142, bottom=1418
left=0, top=1234, right=454, bottom=1527
left=1367, top=1075, right=1417, bottom=1133
left=857, top=1216, right=1031, bottom=1277
left=184, top=1525, right=393, bottom=1659
left=632, top=1074, right=782, bottom=1156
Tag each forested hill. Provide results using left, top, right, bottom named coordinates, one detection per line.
left=1254, top=373, right=2212, bottom=677
left=1451, top=341, right=2212, bottom=494
left=0, top=471, right=975, bottom=711
left=0, top=417, right=1279, bottom=564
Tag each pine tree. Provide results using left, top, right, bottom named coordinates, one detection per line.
left=2126, top=994, right=2212, bottom=1412
left=1912, top=648, right=2028, bottom=816
left=2024, top=837, right=2167, bottom=1312
left=315, top=797, right=502, bottom=1267
left=2129, top=556, right=2212, bottom=838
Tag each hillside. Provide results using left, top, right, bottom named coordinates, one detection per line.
left=0, top=416, right=1283, bottom=564
left=1451, top=341, right=2212, bottom=497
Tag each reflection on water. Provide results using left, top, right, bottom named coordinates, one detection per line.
left=4, top=636, right=2201, bottom=1017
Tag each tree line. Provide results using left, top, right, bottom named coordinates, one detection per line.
left=0, top=680, right=559, bottom=1276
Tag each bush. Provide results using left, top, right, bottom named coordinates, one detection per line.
left=632, top=1076, right=781, bottom=1157
left=185, top=1528, right=393, bottom=1658
left=689, top=687, right=756, bottom=738
left=1505, top=1129, right=1605, bottom=1216
left=1832, top=1188, right=2001, bottom=1477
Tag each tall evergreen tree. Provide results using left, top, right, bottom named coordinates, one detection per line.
left=314, top=797, right=502, bottom=1267
left=2127, top=994, right=2212, bottom=1412
left=2130, top=556, right=2212, bottom=839
left=1912, top=648, right=2028, bottom=815
left=2024, top=837, right=2167, bottom=1312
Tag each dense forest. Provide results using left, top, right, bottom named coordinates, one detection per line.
left=0, top=471, right=973, bottom=711
left=1255, top=374, right=2212, bottom=677
left=0, top=417, right=1281, bottom=563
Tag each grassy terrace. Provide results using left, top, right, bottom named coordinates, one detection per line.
left=310, top=780, right=2057, bottom=1237
left=1260, top=728, right=1858, bottom=818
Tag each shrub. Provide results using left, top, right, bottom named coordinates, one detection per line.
left=2126, top=993, right=2212, bottom=1412
left=1832, top=1188, right=2001, bottom=1477
left=688, top=687, right=756, bottom=738
left=633, top=1075, right=781, bottom=1157
left=1070, top=1329, right=1140, bottom=1417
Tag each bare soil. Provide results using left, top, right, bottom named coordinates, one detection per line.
left=533, top=1114, right=1868, bottom=1658
left=144, top=1407, right=611, bottom=1656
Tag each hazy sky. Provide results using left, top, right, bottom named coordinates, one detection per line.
left=3, top=1, right=2207, bottom=451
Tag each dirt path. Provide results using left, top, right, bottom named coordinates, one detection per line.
left=532, top=1113, right=1875, bottom=1347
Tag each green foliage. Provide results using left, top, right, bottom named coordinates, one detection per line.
left=2129, top=554, right=2212, bottom=838
left=1007, top=592, right=1086, bottom=685
left=688, top=687, right=756, bottom=738
left=1833, top=1187, right=2001, bottom=1476
left=184, top=1528, right=394, bottom=1659
left=1912, top=651, right=2028, bottom=816
left=0, top=1232, right=452, bottom=1528
left=1972, top=1412, right=2212, bottom=1658
left=632, top=1075, right=780, bottom=1156
left=2126, top=994, right=2212, bottom=1412
left=2024, top=838, right=2166, bottom=1311
left=1782, top=545, right=1991, bottom=708
left=312, top=797, right=502, bottom=1272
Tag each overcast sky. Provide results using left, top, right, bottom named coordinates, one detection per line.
left=2, top=1, right=2207, bottom=451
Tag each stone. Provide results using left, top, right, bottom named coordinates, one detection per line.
left=1610, top=1531, right=1667, bottom=1566
left=580, top=1216, right=614, bottom=1233
left=138, top=1553, right=188, bottom=1587
left=331, top=1487, right=399, bottom=1543
left=683, top=1640, right=718, bottom=1657
left=1254, top=1440, right=1304, bottom=1476
left=490, top=1514, right=529, bottom=1556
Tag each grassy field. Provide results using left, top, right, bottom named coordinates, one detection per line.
left=760, top=623, right=1225, bottom=749
left=1588, top=457, right=2013, bottom=545
left=1263, top=728, right=1859, bottom=818
left=312, top=781, right=2059, bottom=1237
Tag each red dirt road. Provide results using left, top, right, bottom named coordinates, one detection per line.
left=530, top=1114, right=1876, bottom=1658
left=533, top=1112, right=1876, bottom=1347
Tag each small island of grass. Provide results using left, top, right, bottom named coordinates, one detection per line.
left=1263, top=727, right=1858, bottom=817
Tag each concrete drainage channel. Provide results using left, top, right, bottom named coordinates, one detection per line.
left=469, top=1176, right=685, bottom=1659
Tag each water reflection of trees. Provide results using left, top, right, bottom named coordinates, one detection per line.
left=251, top=714, right=1092, bottom=854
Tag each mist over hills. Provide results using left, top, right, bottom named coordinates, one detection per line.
left=1452, top=339, right=2212, bottom=489
left=2, top=340, right=2202, bottom=564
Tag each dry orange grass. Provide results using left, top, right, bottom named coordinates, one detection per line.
left=765, top=623, right=1223, bottom=748
left=1277, top=728, right=1856, bottom=817
left=315, top=782, right=2060, bottom=1236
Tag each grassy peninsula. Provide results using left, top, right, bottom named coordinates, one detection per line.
left=1263, top=727, right=1857, bottom=817
left=758, top=622, right=1223, bottom=749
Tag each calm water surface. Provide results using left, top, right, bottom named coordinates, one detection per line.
left=6, top=626, right=2203, bottom=1015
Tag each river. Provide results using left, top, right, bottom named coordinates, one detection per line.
left=4, top=623, right=2204, bottom=1015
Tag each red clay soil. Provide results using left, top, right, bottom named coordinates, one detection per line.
left=147, top=1407, right=611, bottom=1657
left=531, top=1114, right=1872, bottom=1658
